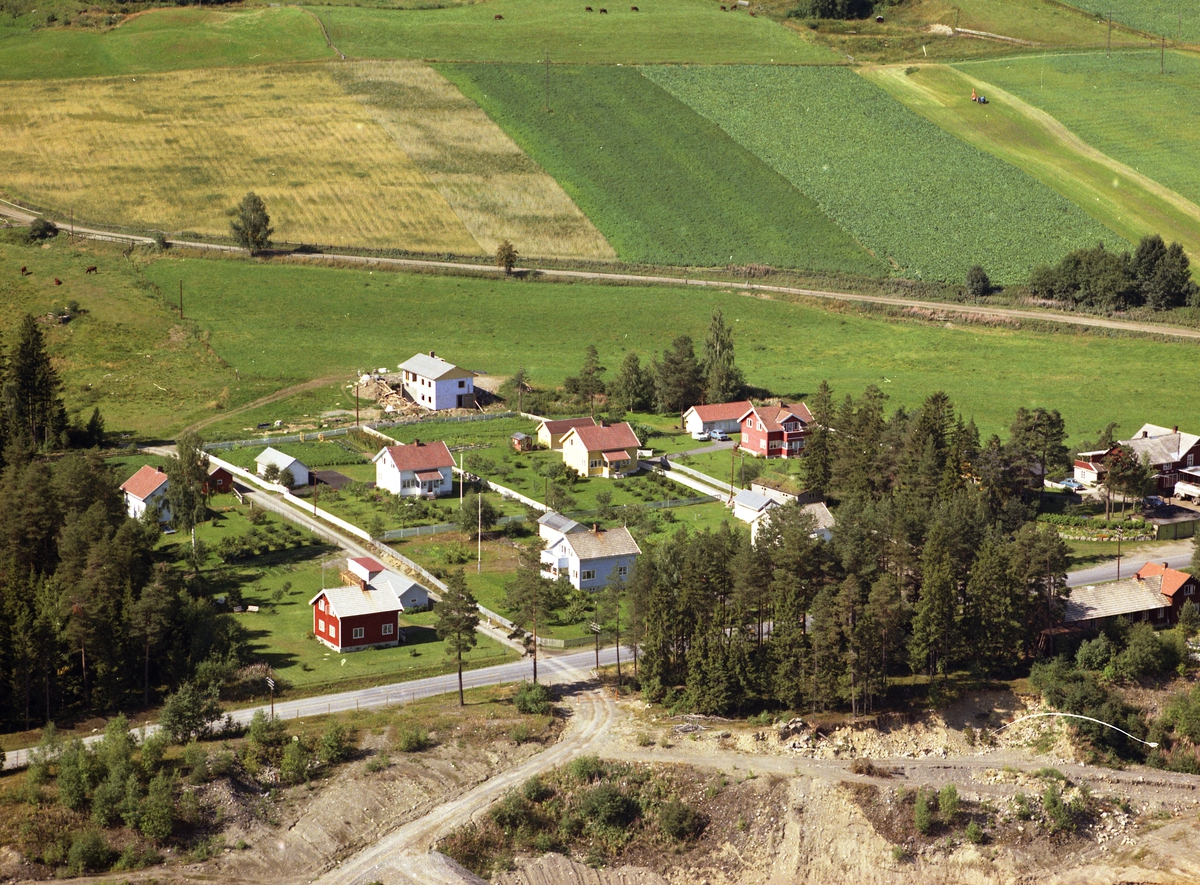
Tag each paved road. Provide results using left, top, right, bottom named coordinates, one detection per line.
left=1066, top=541, right=1194, bottom=586
left=7, top=203, right=1200, bottom=342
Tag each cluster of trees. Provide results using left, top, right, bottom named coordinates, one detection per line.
left=1029, top=234, right=1197, bottom=312
left=788, top=0, right=875, bottom=19
left=621, top=387, right=1076, bottom=716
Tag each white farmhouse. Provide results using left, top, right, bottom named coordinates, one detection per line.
left=541, top=524, right=641, bottom=591
left=120, top=465, right=171, bottom=522
left=398, top=352, right=476, bottom=412
left=373, top=440, right=455, bottom=498
left=255, top=447, right=310, bottom=487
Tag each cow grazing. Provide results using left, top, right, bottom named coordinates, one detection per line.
left=630, top=5, right=638, bottom=9
left=494, top=13, right=503, bottom=18
left=599, top=7, right=607, bottom=11
left=20, top=266, right=30, bottom=276
left=85, top=265, right=98, bottom=274
left=54, top=278, right=62, bottom=286
left=585, top=5, right=592, bottom=9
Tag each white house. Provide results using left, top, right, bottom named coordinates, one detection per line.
left=541, top=525, right=641, bottom=591
left=398, top=352, right=476, bottom=412
left=120, top=465, right=171, bottom=522
left=682, top=401, right=753, bottom=436
left=741, top=498, right=835, bottom=545
left=255, top=447, right=310, bottom=487
left=731, top=488, right=778, bottom=525
left=373, top=440, right=454, bottom=498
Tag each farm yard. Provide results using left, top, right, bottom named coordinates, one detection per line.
left=643, top=64, right=1123, bottom=284
left=440, top=63, right=881, bottom=273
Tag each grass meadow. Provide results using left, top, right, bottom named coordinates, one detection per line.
left=960, top=51, right=1200, bottom=207
left=317, top=0, right=833, bottom=65
left=0, top=7, right=331, bottom=81
left=139, top=254, right=1200, bottom=442
left=441, top=64, right=882, bottom=273
left=0, top=64, right=484, bottom=253
left=1064, top=0, right=1200, bottom=43
left=865, top=63, right=1200, bottom=271
left=644, top=64, right=1122, bottom=284
left=332, top=61, right=614, bottom=260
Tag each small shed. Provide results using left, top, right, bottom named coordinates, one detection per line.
left=512, top=431, right=532, bottom=452
left=1145, top=505, right=1200, bottom=540
left=204, top=464, right=233, bottom=496
left=255, top=447, right=310, bottom=487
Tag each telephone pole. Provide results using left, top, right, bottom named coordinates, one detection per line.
left=179, top=280, right=184, bottom=319
left=544, top=51, right=551, bottom=113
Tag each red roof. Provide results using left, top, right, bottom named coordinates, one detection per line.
left=378, top=441, right=454, bottom=472
left=540, top=417, right=598, bottom=435
left=415, top=469, right=444, bottom=481
left=739, top=403, right=814, bottom=432
left=1075, top=460, right=1105, bottom=472
left=685, top=401, right=754, bottom=423
left=120, top=465, right=168, bottom=500
left=567, top=422, right=640, bottom=452
left=350, top=556, right=385, bottom=574
left=1136, top=561, right=1193, bottom=599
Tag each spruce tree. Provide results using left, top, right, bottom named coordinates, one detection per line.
left=701, top=308, right=744, bottom=404
left=2, top=314, right=67, bottom=449
left=802, top=381, right=834, bottom=498
left=654, top=336, right=702, bottom=415
left=908, top=543, right=957, bottom=686
left=435, top=569, right=480, bottom=705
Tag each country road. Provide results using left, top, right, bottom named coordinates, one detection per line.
left=5, top=203, right=1200, bottom=342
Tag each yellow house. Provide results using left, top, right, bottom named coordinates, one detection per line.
left=536, top=416, right=598, bottom=451
left=560, top=422, right=641, bottom=478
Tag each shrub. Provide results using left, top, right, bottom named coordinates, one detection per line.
left=965, top=264, right=991, bottom=298
left=1042, top=783, right=1074, bottom=832
left=1114, top=623, right=1179, bottom=681
left=248, top=710, right=290, bottom=762
left=1013, top=792, right=1032, bottom=820
left=183, top=742, right=210, bottom=784
left=56, top=739, right=95, bottom=812
left=318, top=722, right=352, bottom=765
left=938, top=784, right=960, bottom=823
left=513, top=681, right=552, bottom=715
left=113, top=844, right=162, bottom=871
left=28, top=217, right=58, bottom=241
left=522, top=775, right=554, bottom=804
left=397, top=724, right=431, bottom=753
left=658, top=799, right=707, bottom=841
left=568, top=754, right=606, bottom=783
left=90, top=775, right=124, bottom=827
left=160, top=682, right=223, bottom=744
left=365, top=751, right=391, bottom=773
left=579, top=783, right=639, bottom=829
left=66, top=829, right=114, bottom=875
left=914, top=788, right=933, bottom=835
left=965, top=820, right=983, bottom=844
left=139, top=774, right=176, bottom=844
left=490, top=791, right=533, bottom=834
left=1076, top=635, right=1115, bottom=671
left=280, top=740, right=310, bottom=786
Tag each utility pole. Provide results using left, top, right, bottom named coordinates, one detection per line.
left=591, top=621, right=601, bottom=674
left=1107, top=12, right=1112, bottom=54
left=1161, top=34, right=1166, bottom=74
left=179, top=280, right=184, bottom=319
left=477, top=492, right=482, bottom=573
left=544, top=50, right=551, bottom=113
left=730, top=442, right=737, bottom=503
left=355, top=383, right=360, bottom=426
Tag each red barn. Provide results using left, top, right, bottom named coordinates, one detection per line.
left=738, top=402, right=813, bottom=459
left=309, top=585, right=402, bottom=653
left=204, top=464, right=233, bottom=496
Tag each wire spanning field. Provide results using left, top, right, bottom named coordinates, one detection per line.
left=333, top=61, right=614, bottom=261
left=318, top=0, right=832, bottom=64
left=0, top=7, right=331, bottom=81
left=440, top=63, right=883, bottom=273
left=645, top=65, right=1122, bottom=284
left=0, top=65, right=484, bottom=254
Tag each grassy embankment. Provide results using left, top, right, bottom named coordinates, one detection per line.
left=864, top=60, right=1200, bottom=273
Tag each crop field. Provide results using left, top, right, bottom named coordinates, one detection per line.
left=960, top=51, right=1200, bottom=207
left=332, top=61, right=613, bottom=260
left=865, top=64, right=1200, bottom=269
left=140, top=255, right=1200, bottom=441
left=644, top=65, right=1121, bottom=284
left=0, top=64, right=486, bottom=253
left=0, top=7, right=330, bottom=81
left=1063, top=0, right=1200, bottom=43
left=318, top=0, right=832, bottom=65
left=440, top=64, right=882, bottom=272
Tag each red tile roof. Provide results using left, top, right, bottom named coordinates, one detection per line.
left=567, top=422, right=640, bottom=452
left=739, top=403, right=813, bottom=432
left=1136, top=561, right=1194, bottom=599
left=120, top=465, right=168, bottom=501
left=379, top=441, right=454, bottom=472
left=540, top=417, right=598, bottom=435
left=685, top=401, right=753, bottom=423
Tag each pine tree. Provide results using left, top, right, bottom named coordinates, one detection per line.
left=808, top=584, right=841, bottom=711
left=2, top=314, right=67, bottom=449
left=964, top=536, right=1023, bottom=675
left=908, top=543, right=957, bottom=685
left=701, top=308, right=744, bottom=404
left=802, top=381, right=834, bottom=498
left=654, top=336, right=702, bottom=415
left=610, top=351, right=653, bottom=413
left=435, top=570, right=480, bottom=705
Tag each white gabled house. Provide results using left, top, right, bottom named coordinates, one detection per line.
left=398, top=351, right=476, bottom=412
left=682, top=401, right=753, bottom=436
left=120, top=465, right=171, bottom=522
left=373, top=440, right=455, bottom=498
left=255, top=447, right=310, bottom=487
left=541, top=523, right=641, bottom=591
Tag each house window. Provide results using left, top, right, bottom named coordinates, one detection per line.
left=319, top=599, right=325, bottom=611
left=458, top=380, right=465, bottom=388
left=571, top=569, right=578, bottom=579
left=382, top=623, right=394, bottom=636
left=1187, top=586, right=1195, bottom=595
left=757, top=421, right=764, bottom=432
left=590, top=459, right=601, bottom=468
left=317, top=620, right=325, bottom=633
left=1189, top=454, right=1195, bottom=467
left=329, top=623, right=337, bottom=639
left=352, top=627, right=365, bottom=640
left=580, top=569, right=595, bottom=581
left=617, top=566, right=628, bottom=577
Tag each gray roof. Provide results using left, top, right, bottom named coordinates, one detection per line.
left=1063, top=575, right=1168, bottom=623
left=369, top=571, right=430, bottom=609
left=802, top=501, right=835, bottom=532
left=398, top=352, right=472, bottom=381
left=309, top=586, right=402, bottom=619
left=733, top=489, right=777, bottom=514
left=538, top=512, right=583, bottom=534
left=255, top=446, right=303, bottom=471
left=563, top=526, right=642, bottom=561
left=1120, top=424, right=1200, bottom=467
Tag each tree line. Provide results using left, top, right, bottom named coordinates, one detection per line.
left=1029, top=234, right=1196, bottom=312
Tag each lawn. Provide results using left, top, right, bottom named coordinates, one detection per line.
left=864, top=63, right=1200, bottom=272
left=644, top=64, right=1122, bottom=284
left=139, top=254, right=1200, bottom=442
left=440, top=64, right=881, bottom=273
left=0, top=7, right=331, bottom=81
left=1062, top=0, right=1200, bottom=43
left=0, top=64, right=482, bottom=253
left=317, top=0, right=834, bottom=65
left=959, top=50, right=1200, bottom=208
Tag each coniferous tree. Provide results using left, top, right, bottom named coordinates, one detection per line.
left=165, top=433, right=211, bottom=546
left=609, top=351, right=653, bottom=414
left=2, top=314, right=67, bottom=449
left=701, top=308, right=744, bottom=404
left=908, top=543, right=957, bottom=685
left=504, top=542, right=563, bottom=684
left=654, top=336, right=703, bottom=416
left=964, top=535, right=1023, bottom=676
left=803, top=380, right=834, bottom=498
left=436, top=569, right=480, bottom=706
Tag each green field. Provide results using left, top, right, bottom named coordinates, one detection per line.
left=439, top=64, right=880, bottom=272
left=1064, top=0, right=1200, bottom=43
left=960, top=51, right=1200, bottom=207
left=137, top=254, right=1200, bottom=443
left=0, top=7, right=330, bottom=81
left=644, top=64, right=1123, bottom=284
left=317, top=0, right=832, bottom=65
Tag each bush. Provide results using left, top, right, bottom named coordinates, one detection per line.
left=1113, top=623, right=1179, bottom=681
left=160, top=682, right=223, bottom=744
left=914, top=788, right=933, bottom=835
left=579, top=783, right=639, bottom=829
left=183, top=742, right=210, bottom=784
left=318, top=722, right=352, bottom=765
left=965, top=820, right=983, bottom=844
left=1013, top=792, right=1032, bottom=820
left=965, top=264, right=991, bottom=298
left=522, top=775, right=554, bottom=804
left=397, top=724, right=431, bottom=753
left=1076, top=635, right=1115, bottom=671
left=513, top=681, right=552, bottom=715
left=66, top=829, right=114, bottom=875
left=280, top=740, right=310, bottom=786
left=1042, top=783, right=1074, bottom=833
left=28, top=217, right=58, bottom=241
left=568, top=754, right=607, bottom=783
left=365, top=751, right=390, bottom=773
left=658, top=799, right=707, bottom=841
left=938, top=784, right=960, bottom=823
left=247, top=710, right=290, bottom=762
left=490, top=791, right=533, bottom=834
left=139, top=774, right=176, bottom=844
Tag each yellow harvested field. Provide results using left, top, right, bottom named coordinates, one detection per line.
left=0, top=65, right=482, bottom=253
left=333, top=61, right=614, bottom=260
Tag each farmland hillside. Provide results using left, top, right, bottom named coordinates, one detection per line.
left=1061, top=0, right=1200, bottom=43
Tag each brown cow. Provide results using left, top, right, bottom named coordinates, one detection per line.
left=585, top=5, right=592, bottom=9
left=494, top=13, right=503, bottom=18
left=20, top=265, right=30, bottom=276
left=630, top=5, right=638, bottom=9
left=54, top=278, right=62, bottom=286
left=599, top=7, right=607, bottom=11
left=85, top=265, right=98, bottom=274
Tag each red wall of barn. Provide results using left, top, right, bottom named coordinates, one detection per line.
left=312, top=600, right=397, bottom=650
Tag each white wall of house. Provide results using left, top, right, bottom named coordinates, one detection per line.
left=540, top=539, right=635, bottom=590
left=684, top=412, right=742, bottom=435
left=404, top=374, right=474, bottom=411
left=125, top=487, right=171, bottom=523
left=397, top=583, right=429, bottom=610
left=376, top=457, right=453, bottom=498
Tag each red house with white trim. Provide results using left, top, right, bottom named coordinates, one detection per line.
left=1136, top=561, right=1200, bottom=623
left=738, top=402, right=813, bottom=459
left=309, top=584, right=402, bottom=653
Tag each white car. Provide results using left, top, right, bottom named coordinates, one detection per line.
left=710, top=430, right=730, bottom=441
left=691, top=430, right=710, bottom=441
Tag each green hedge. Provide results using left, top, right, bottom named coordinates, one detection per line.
left=1037, top=514, right=1145, bottom=531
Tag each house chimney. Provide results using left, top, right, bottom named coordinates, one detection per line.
left=429, top=351, right=436, bottom=358
left=593, top=524, right=599, bottom=534
left=1173, top=425, right=1178, bottom=433
left=1143, top=430, right=1149, bottom=438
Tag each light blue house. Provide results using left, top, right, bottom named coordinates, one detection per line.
left=540, top=520, right=640, bottom=591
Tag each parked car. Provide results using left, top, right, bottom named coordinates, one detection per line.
left=710, top=430, right=730, bottom=441
left=691, top=430, right=711, bottom=441
left=1060, top=479, right=1084, bottom=491
left=1143, top=495, right=1165, bottom=508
